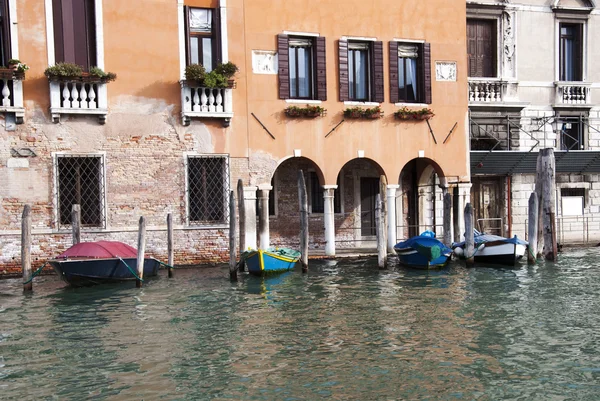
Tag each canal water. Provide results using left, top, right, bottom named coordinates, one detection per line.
left=2, top=249, right=600, bottom=400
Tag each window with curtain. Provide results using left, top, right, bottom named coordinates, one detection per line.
left=398, top=44, right=419, bottom=102
left=187, top=7, right=220, bottom=71
left=559, top=23, right=583, bottom=82
left=348, top=42, right=370, bottom=101
left=52, top=0, right=97, bottom=71
left=289, top=38, right=314, bottom=99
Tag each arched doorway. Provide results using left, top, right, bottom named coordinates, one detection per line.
left=398, top=158, right=445, bottom=239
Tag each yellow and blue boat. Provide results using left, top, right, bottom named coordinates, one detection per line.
left=241, top=247, right=300, bottom=275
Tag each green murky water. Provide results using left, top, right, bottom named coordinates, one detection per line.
left=2, top=249, right=600, bottom=400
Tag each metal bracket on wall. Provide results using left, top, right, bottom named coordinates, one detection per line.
left=425, top=119, right=437, bottom=144
left=251, top=113, right=275, bottom=139
left=325, top=119, right=345, bottom=138
left=443, top=122, right=458, bottom=144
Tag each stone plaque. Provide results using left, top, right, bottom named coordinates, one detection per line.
left=435, top=61, right=457, bottom=82
left=252, top=50, right=278, bottom=74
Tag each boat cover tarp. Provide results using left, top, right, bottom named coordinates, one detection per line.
left=395, top=235, right=452, bottom=261
left=57, top=241, right=138, bottom=259
left=453, top=230, right=528, bottom=248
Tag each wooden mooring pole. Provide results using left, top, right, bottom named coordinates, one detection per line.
left=443, top=193, right=452, bottom=248
left=540, top=148, right=557, bottom=261
left=379, top=175, right=388, bottom=260
left=22, top=205, right=32, bottom=292
left=298, top=170, right=309, bottom=273
left=376, top=193, right=386, bottom=269
left=167, top=213, right=174, bottom=278
left=464, top=203, right=475, bottom=267
left=229, top=191, right=238, bottom=281
left=136, top=216, right=146, bottom=288
left=71, top=204, right=81, bottom=245
left=237, top=179, right=246, bottom=272
left=527, top=192, right=538, bottom=264
left=535, top=151, right=544, bottom=258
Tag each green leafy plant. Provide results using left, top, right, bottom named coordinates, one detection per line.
left=363, top=105, right=382, bottom=119
left=285, top=104, right=326, bottom=118
left=202, top=70, right=228, bottom=88
left=185, top=64, right=207, bottom=83
left=343, top=106, right=382, bottom=119
left=343, top=106, right=364, bottom=118
left=89, top=66, right=117, bottom=82
left=394, top=106, right=434, bottom=121
left=8, top=59, right=29, bottom=73
left=44, top=62, right=83, bottom=79
left=214, top=61, right=239, bottom=79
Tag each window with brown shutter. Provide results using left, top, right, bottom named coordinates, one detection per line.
left=184, top=7, right=221, bottom=71
left=280, top=34, right=326, bottom=100
left=372, top=41, right=384, bottom=103
left=0, top=0, right=11, bottom=66
left=467, top=19, right=497, bottom=78
left=392, top=41, right=432, bottom=104
left=315, top=36, right=327, bottom=101
left=53, top=0, right=97, bottom=71
left=338, top=39, right=349, bottom=101
left=277, top=34, right=289, bottom=99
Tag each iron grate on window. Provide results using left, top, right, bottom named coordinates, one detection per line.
left=188, top=155, right=230, bottom=225
left=57, top=155, right=105, bottom=229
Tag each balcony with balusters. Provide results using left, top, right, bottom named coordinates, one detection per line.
left=49, top=80, right=108, bottom=124
left=0, top=76, right=25, bottom=123
left=554, top=82, right=592, bottom=107
left=180, top=81, right=233, bottom=127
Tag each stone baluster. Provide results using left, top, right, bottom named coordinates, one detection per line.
left=192, top=88, right=200, bottom=112
left=2, top=79, right=10, bottom=107
left=473, top=83, right=479, bottom=102
left=88, top=85, right=97, bottom=109
left=216, top=89, right=223, bottom=113
left=208, top=89, right=216, bottom=112
left=200, top=88, right=208, bottom=112
left=80, top=84, right=88, bottom=109
left=71, top=83, right=80, bottom=109
left=62, top=83, right=71, bottom=108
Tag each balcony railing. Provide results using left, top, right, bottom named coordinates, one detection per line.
left=554, top=82, right=591, bottom=106
left=49, top=81, right=108, bottom=124
left=180, top=81, right=233, bottom=127
left=0, top=78, right=25, bottom=123
left=468, top=78, right=520, bottom=104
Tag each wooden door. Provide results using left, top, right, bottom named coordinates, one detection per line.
left=360, top=177, right=379, bottom=236
left=472, top=177, right=505, bottom=235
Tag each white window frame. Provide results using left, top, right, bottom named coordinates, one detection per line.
left=183, top=152, right=230, bottom=228
left=52, top=152, right=108, bottom=231
left=554, top=16, right=587, bottom=82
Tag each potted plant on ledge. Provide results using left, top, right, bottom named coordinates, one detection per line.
left=44, top=62, right=117, bottom=84
left=284, top=104, right=326, bottom=118
left=394, top=106, right=434, bottom=121
left=184, top=62, right=239, bottom=89
left=0, top=59, right=29, bottom=80
left=343, top=105, right=383, bottom=119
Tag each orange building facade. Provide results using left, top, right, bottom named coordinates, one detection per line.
left=0, top=0, right=471, bottom=271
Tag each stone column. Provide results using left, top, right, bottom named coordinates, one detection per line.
left=243, top=186, right=258, bottom=250
left=386, top=185, right=399, bottom=252
left=257, top=185, right=272, bottom=250
left=323, top=185, right=337, bottom=257
left=456, top=183, right=472, bottom=241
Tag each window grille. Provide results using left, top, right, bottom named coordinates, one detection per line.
left=56, top=155, right=105, bottom=229
left=187, top=155, right=230, bottom=225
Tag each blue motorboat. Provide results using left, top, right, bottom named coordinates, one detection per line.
left=394, top=231, right=452, bottom=269
left=241, top=247, right=301, bottom=275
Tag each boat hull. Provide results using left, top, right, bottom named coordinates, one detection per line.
left=454, top=243, right=526, bottom=266
left=394, top=248, right=451, bottom=269
left=245, top=249, right=299, bottom=276
left=394, top=235, right=452, bottom=269
left=49, top=257, right=160, bottom=286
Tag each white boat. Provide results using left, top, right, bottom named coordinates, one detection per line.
left=452, top=230, right=528, bottom=266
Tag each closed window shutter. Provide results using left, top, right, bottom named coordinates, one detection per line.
left=184, top=6, right=191, bottom=66
left=277, top=34, right=289, bottom=99
left=467, top=19, right=495, bottom=77
left=53, top=0, right=96, bottom=70
left=372, top=41, right=384, bottom=103
left=422, top=42, right=432, bottom=104
left=0, top=0, right=11, bottom=65
left=315, top=36, right=327, bottom=101
left=467, top=21, right=477, bottom=76
left=338, top=39, right=349, bottom=101
left=213, top=7, right=222, bottom=65
left=388, top=41, right=398, bottom=103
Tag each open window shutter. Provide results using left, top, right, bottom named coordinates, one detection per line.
left=184, top=6, right=191, bottom=66
left=388, top=42, right=398, bottom=103
left=338, top=39, right=349, bottom=101
left=372, top=41, right=384, bottom=103
left=0, top=0, right=11, bottom=65
left=315, top=36, right=327, bottom=101
left=52, top=0, right=65, bottom=63
left=277, top=34, right=289, bottom=99
left=422, top=42, right=432, bottom=104
left=213, top=7, right=222, bottom=66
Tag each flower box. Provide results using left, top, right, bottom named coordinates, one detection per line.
left=285, top=104, right=326, bottom=118
left=394, top=107, right=434, bottom=121
left=343, top=106, right=382, bottom=120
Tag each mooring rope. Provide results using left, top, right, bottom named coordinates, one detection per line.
left=22, top=262, right=49, bottom=285
left=158, top=260, right=175, bottom=270
left=118, top=257, right=144, bottom=282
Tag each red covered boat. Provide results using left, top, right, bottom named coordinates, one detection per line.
left=48, top=241, right=160, bottom=286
